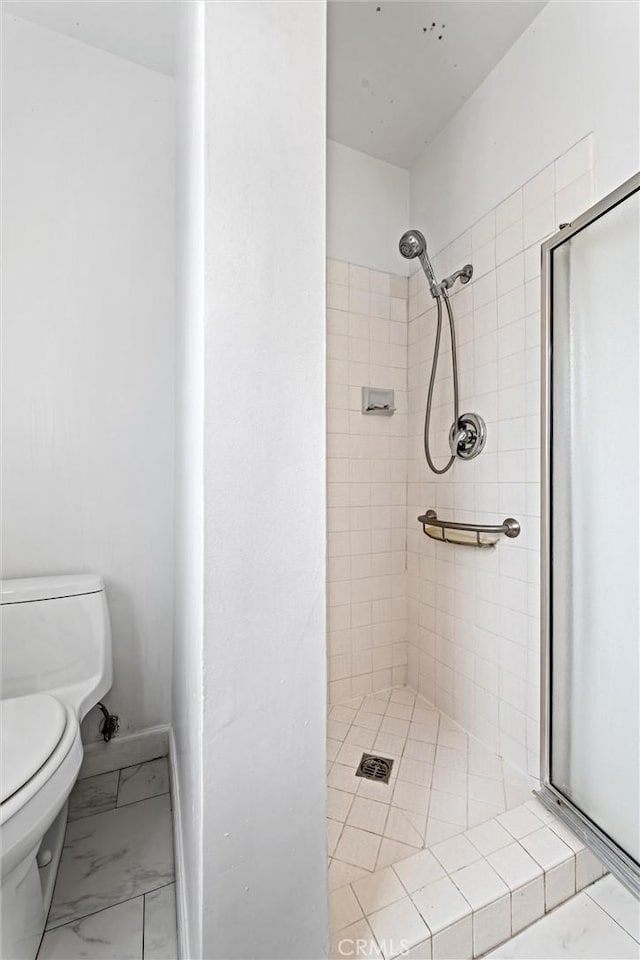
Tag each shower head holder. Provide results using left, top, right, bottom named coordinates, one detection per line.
left=441, top=264, right=473, bottom=290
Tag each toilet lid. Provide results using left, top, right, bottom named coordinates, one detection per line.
left=1, top=694, right=67, bottom=803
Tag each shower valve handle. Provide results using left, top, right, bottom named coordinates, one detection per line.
left=449, top=413, right=487, bottom=460
left=449, top=425, right=468, bottom=455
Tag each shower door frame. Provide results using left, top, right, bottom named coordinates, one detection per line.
left=538, top=171, right=640, bottom=897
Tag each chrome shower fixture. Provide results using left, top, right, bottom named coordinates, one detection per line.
left=449, top=412, right=486, bottom=460
left=398, top=229, right=473, bottom=298
left=399, top=227, right=485, bottom=474
left=398, top=229, right=440, bottom=297
left=441, top=264, right=473, bottom=291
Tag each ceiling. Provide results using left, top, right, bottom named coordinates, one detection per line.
left=4, top=0, right=545, bottom=168
left=328, top=0, right=546, bottom=168
left=2, top=0, right=176, bottom=76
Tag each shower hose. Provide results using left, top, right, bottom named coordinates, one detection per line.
left=424, top=290, right=459, bottom=475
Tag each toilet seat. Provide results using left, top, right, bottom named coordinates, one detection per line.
left=1, top=695, right=67, bottom=804
left=0, top=697, right=78, bottom=834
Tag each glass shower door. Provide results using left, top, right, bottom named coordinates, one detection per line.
left=540, top=174, right=640, bottom=894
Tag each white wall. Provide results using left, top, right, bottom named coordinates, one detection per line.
left=327, top=140, right=410, bottom=276
left=172, top=3, right=204, bottom=958
left=0, top=14, right=176, bottom=740
left=200, top=2, right=328, bottom=957
left=410, top=0, right=640, bottom=254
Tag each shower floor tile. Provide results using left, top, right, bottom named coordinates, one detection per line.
left=328, top=695, right=608, bottom=959
left=327, top=685, right=535, bottom=878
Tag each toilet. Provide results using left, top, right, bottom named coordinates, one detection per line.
left=0, top=575, right=112, bottom=960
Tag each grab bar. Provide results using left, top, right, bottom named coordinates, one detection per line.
left=417, top=509, right=520, bottom=547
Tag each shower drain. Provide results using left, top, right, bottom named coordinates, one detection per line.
left=356, top=753, right=393, bottom=784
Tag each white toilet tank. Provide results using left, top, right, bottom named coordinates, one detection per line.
left=0, top=574, right=113, bottom=720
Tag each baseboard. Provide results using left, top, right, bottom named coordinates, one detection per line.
left=79, top=724, right=170, bottom=779
left=168, top=727, right=190, bottom=960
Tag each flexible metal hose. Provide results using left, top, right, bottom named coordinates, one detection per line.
left=423, top=291, right=459, bottom=475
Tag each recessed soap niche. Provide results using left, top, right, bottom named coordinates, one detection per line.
left=361, top=386, right=395, bottom=416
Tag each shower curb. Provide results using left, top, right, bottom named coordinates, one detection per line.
left=330, top=797, right=606, bottom=959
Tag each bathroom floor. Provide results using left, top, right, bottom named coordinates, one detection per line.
left=328, top=685, right=535, bottom=886
left=37, top=757, right=177, bottom=960
left=486, top=873, right=640, bottom=958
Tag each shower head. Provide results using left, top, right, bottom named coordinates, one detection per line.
left=399, top=228, right=439, bottom=296
left=399, top=229, right=427, bottom=260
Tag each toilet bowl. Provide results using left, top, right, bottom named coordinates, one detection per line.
left=0, top=575, right=112, bottom=960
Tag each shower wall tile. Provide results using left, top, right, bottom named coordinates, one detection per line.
left=328, top=137, right=594, bottom=780
left=327, top=260, right=409, bottom=703
left=406, top=136, right=594, bottom=779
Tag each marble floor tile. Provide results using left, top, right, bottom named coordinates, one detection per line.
left=68, top=772, right=119, bottom=822
left=117, top=758, right=170, bottom=807
left=585, top=874, right=640, bottom=942
left=38, top=898, right=143, bottom=959
left=486, top=891, right=640, bottom=959
left=143, top=884, right=178, bottom=960
left=48, top=794, right=174, bottom=928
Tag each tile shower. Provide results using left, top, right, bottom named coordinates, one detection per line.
left=406, top=135, right=594, bottom=778
left=326, top=135, right=600, bottom=956
left=328, top=135, right=593, bottom=741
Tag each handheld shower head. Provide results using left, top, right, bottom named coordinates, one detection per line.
left=399, top=228, right=439, bottom=295
left=399, top=230, right=427, bottom=260
left=399, top=225, right=485, bottom=477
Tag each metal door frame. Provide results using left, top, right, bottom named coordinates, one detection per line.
left=538, top=172, right=640, bottom=897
